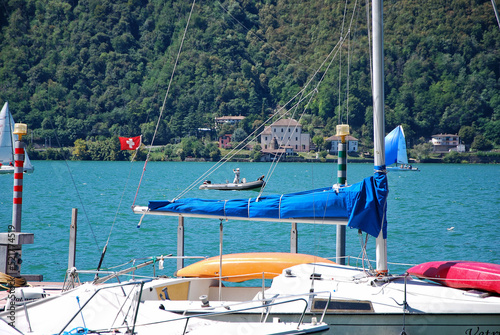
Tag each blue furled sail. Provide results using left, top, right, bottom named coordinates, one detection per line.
left=385, top=125, right=408, bottom=165
left=148, top=172, right=388, bottom=238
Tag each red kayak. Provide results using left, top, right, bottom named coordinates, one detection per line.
left=407, top=261, right=500, bottom=294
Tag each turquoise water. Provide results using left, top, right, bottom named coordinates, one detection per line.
left=0, top=161, right=499, bottom=282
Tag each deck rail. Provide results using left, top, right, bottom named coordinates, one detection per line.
left=60, top=280, right=331, bottom=334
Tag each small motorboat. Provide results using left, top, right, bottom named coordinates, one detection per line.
left=386, top=165, right=419, bottom=171
left=199, top=175, right=265, bottom=190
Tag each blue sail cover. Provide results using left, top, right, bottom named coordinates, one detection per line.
left=149, top=172, right=388, bottom=238
left=385, top=125, right=408, bottom=165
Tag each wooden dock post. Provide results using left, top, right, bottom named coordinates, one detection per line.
left=68, top=208, right=77, bottom=269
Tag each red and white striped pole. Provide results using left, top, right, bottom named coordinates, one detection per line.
left=11, top=123, right=27, bottom=233
left=8, top=123, right=27, bottom=277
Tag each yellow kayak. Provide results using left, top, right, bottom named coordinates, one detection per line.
left=176, top=252, right=335, bottom=282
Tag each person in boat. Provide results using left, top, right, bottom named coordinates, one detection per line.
left=233, top=168, right=240, bottom=183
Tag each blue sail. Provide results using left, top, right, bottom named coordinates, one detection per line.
left=149, top=172, right=388, bottom=238
left=385, top=125, right=408, bottom=165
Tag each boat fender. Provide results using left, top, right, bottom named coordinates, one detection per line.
left=5, top=287, right=46, bottom=306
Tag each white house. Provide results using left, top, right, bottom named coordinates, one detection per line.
left=215, top=116, right=245, bottom=127
left=431, top=134, right=464, bottom=152
left=260, top=119, right=310, bottom=152
left=326, top=135, right=359, bottom=154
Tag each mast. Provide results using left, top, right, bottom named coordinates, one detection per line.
left=372, top=0, right=388, bottom=273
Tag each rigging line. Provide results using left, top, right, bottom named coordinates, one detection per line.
left=258, top=41, right=348, bottom=196
left=492, top=0, right=500, bottom=31
left=133, top=0, right=196, bottom=207
left=174, top=87, right=317, bottom=201
left=346, top=0, right=360, bottom=126
left=366, top=0, right=373, bottom=103
left=173, top=112, right=284, bottom=200
left=172, top=34, right=323, bottom=200
left=340, top=0, right=361, bottom=125
left=259, top=38, right=347, bottom=194
left=176, top=25, right=345, bottom=200
left=174, top=106, right=285, bottom=200
left=345, top=31, right=351, bottom=126
left=338, top=0, right=349, bottom=125
left=103, top=150, right=139, bottom=254
left=263, top=76, right=313, bottom=180
left=259, top=104, right=303, bottom=191
left=173, top=102, right=295, bottom=197
left=46, top=117, right=101, bottom=255
left=257, top=92, right=313, bottom=196
left=217, top=2, right=312, bottom=72
left=259, top=85, right=321, bottom=198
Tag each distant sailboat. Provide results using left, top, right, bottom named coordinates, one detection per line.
left=0, top=102, right=34, bottom=174
left=385, top=125, right=419, bottom=171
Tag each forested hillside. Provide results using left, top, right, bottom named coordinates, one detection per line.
left=0, top=0, right=498, bottom=152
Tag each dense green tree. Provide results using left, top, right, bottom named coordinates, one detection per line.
left=471, top=135, right=494, bottom=152
left=312, top=135, right=325, bottom=151
left=410, top=142, right=433, bottom=162
left=232, top=128, right=248, bottom=142
left=0, top=0, right=498, bottom=153
left=458, top=126, right=476, bottom=146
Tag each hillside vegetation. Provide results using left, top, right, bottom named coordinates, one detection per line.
left=0, top=0, right=498, bottom=156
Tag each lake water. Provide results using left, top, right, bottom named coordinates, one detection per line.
left=0, top=161, right=499, bottom=282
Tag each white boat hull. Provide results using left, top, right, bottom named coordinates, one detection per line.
left=0, top=102, right=34, bottom=174
left=148, top=263, right=500, bottom=335
left=181, top=311, right=499, bottom=335
left=387, top=166, right=419, bottom=172
left=199, top=179, right=265, bottom=190
left=0, top=165, right=34, bottom=174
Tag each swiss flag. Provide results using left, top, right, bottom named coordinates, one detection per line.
left=119, top=136, right=141, bottom=150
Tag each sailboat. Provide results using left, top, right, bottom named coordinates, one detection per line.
left=0, top=102, right=34, bottom=174
left=121, top=0, right=497, bottom=333
left=385, top=125, right=419, bottom=171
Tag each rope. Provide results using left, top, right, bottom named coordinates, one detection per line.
left=98, top=152, right=140, bottom=274
left=46, top=117, right=101, bottom=255
left=174, top=2, right=357, bottom=201
left=366, top=0, right=373, bottom=98
left=0, top=272, right=26, bottom=287
left=60, top=327, right=89, bottom=335
left=492, top=0, right=500, bottom=31
left=346, top=0, right=360, bottom=125
left=173, top=25, right=349, bottom=201
left=338, top=0, right=348, bottom=125
left=133, top=0, right=197, bottom=206
left=256, top=36, right=348, bottom=198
